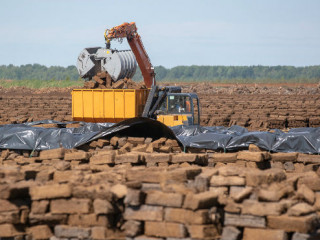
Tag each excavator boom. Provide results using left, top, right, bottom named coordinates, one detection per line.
left=105, top=22, right=155, bottom=88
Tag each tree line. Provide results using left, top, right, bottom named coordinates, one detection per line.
left=1, top=64, right=320, bottom=82
left=0, top=64, right=79, bottom=81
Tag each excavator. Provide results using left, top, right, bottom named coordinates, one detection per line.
left=73, top=22, right=200, bottom=127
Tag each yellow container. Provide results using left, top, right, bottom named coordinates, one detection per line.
left=72, top=89, right=149, bottom=123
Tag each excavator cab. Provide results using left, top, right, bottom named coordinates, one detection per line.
left=141, top=86, right=200, bottom=127
left=156, top=93, right=200, bottom=127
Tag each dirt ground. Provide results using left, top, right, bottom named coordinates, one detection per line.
left=1, top=83, right=320, bottom=239
left=1, top=83, right=319, bottom=130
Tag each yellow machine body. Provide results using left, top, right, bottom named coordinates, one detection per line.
left=72, top=89, right=197, bottom=127
left=72, top=89, right=149, bottom=123
left=157, top=114, right=190, bottom=127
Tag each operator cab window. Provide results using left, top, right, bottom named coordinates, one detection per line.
left=165, top=95, right=192, bottom=114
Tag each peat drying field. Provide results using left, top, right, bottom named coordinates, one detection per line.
left=0, top=83, right=320, bottom=239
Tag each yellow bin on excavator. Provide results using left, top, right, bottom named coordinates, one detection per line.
left=72, top=89, right=150, bottom=123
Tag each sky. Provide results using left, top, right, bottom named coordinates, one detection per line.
left=0, top=0, right=319, bottom=68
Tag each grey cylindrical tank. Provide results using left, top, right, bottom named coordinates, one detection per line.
left=102, top=50, right=137, bottom=81
left=76, top=47, right=137, bottom=81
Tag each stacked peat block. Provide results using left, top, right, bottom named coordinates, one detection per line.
left=309, top=117, right=320, bottom=128
left=0, top=95, right=72, bottom=124
left=207, top=144, right=320, bottom=173
left=198, top=93, right=318, bottom=130
left=287, top=116, right=308, bottom=128
left=88, top=138, right=210, bottom=169
left=1, top=85, right=320, bottom=128
left=84, top=136, right=205, bottom=169
left=0, top=148, right=129, bottom=239
left=1, top=142, right=320, bottom=239
left=123, top=166, right=221, bottom=239
left=123, top=164, right=320, bottom=239
left=84, top=71, right=146, bottom=90
left=219, top=166, right=320, bottom=240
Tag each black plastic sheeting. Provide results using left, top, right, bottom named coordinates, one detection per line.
left=0, top=118, right=320, bottom=154
left=172, top=125, right=320, bottom=154
left=0, top=118, right=176, bottom=151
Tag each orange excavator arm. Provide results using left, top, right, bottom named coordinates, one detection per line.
left=104, top=22, right=155, bottom=88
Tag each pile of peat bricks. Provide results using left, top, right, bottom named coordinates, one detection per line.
left=1, top=133, right=320, bottom=240
left=84, top=72, right=146, bottom=90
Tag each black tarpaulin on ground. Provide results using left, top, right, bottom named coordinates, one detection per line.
left=171, top=125, right=320, bottom=154
left=0, top=118, right=176, bottom=151
left=0, top=118, right=320, bottom=154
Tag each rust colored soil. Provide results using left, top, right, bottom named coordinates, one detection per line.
left=0, top=83, right=319, bottom=130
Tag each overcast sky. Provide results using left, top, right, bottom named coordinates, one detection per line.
left=0, top=0, right=319, bottom=68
